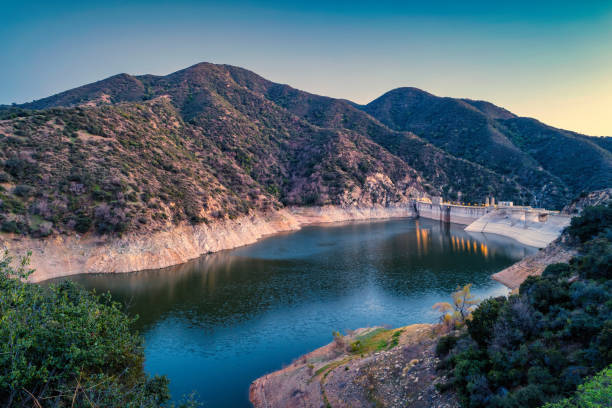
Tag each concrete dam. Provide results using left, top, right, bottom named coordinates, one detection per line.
left=412, top=200, right=490, bottom=225
left=411, top=199, right=571, bottom=248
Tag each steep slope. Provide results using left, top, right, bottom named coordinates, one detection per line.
left=228, top=74, right=532, bottom=204
left=499, top=118, right=612, bottom=196
left=0, top=75, right=424, bottom=237
left=361, top=87, right=611, bottom=207
left=2, top=62, right=609, bottom=241
left=19, top=74, right=146, bottom=109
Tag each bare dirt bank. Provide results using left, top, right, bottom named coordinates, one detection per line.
left=491, top=239, right=577, bottom=289
left=249, top=324, right=458, bottom=408
left=1, top=205, right=416, bottom=282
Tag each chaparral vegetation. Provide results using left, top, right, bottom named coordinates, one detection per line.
left=436, top=203, right=612, bottom=407
left=0, top=253, right=198, bottom=407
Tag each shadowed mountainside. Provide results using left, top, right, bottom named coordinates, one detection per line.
left=361, top=87, right=611, bottom=207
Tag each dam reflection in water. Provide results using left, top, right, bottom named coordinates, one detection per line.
left=62, top=218, right=536, bottom=408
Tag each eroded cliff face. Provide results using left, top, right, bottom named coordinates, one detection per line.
left=1, top=205, right=416, bottom=282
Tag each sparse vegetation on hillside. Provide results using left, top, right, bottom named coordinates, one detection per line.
left=543, top=364, right=612, bottom=408
left=436, top=203, right=612, bottom=408
left=0, top=95, right=425, bottom=237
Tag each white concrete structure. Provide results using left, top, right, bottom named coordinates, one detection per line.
left=465, top=207, right=570, bottom=248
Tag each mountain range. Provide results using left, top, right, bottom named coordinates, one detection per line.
left=1, top=62, right=610, bottom=237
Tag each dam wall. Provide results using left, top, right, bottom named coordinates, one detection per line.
left=414, top=201, right=490, bottom=225
left=413, top=200, right=570, bottom=248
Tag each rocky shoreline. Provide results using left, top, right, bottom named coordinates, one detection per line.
left=249, top=324, right=458, bottom=408
left=1, top=202, right=572, bottom=283
left=1, top=205, right=417, bottom=282
left=492, top=237, right=576, bottom=289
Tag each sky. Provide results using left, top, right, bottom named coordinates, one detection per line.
left=1, top=1, right=612, bottom=136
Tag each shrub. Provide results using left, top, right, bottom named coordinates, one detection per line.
left=566, top=204, right=612, bottom=243
left=74, top=213, right=92, bottom=233
left=438, top=204, right=612, bottom=407
left=542, top=263, right=572, bottom=279
left=436, top=334, right=458, bottom=356
left=543, top=364, right=612, bottom=408
left=12, top=184, right=32, bottom=197
left=1, top=220, right=22, bottom=234
left=467, top=296, right=506, bottom=347
left=433, top=284, right=479, bottom=331
left=0, top=252, right=184, bottom=407
left=573, top=238, right=612, bottom=280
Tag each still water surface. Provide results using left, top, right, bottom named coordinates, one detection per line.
left=64, top=218, right=537, bottom=407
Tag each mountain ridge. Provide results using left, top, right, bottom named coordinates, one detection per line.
left=0, top=62, right=610, bottom=239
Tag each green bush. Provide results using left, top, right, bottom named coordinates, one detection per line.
left=573, top=238, right=612, bottom=280
left=74, top=213, right=93, bottom=233
left=467, top=296, right=506, bottom=347
left=1, top=220, right=22, bottom=234
left=543, top=364, right=612, bottom=408
left=0, top=252, right=197, bottom=407
left=566, top=203, right=612, bottom=243
left=542, top=263, right=572, bottom=279
left=435, top=334, right=458, bottom=356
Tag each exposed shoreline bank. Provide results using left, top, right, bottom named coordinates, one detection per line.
left=1, top=202, right=569, bottom=283
left=491, top=239, right=576, bottom=289
left=3, top=205, right=417, bottom=282
left=249, top=323, right=458, bottom=408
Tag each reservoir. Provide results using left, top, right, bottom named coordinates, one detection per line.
left=62, top=218, right=537, bottom=407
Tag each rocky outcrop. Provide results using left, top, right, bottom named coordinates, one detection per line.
left=562, top=188, right=612, bottom=215
left=1, top=205, right=416, bottom=282
left=249, top=324, right=458, bottom=408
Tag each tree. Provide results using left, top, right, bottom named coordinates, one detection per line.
left=0, top=251, right=197, bottom=407
left=433, top=284, right=479, bottom=331
left=543, top=364, right=612, bottom=408
left=467, top=296, right=506, bottom=347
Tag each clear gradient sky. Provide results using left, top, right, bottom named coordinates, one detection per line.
left=2, top=1, right=611, bottom=135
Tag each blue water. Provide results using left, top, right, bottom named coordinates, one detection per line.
left=65, top=218, right=536, bottom=407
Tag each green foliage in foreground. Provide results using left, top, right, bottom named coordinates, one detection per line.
left=543, top=364, right=612, bottom=408
left=437, top=204, right=612, bottom=408
left=0, top=253, right=197, bottom=407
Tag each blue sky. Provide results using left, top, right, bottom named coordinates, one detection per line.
left=2, top=1, right=612, bottom=135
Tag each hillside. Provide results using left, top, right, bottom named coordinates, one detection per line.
left=361, top=88, right=612, bottom=207
left=0, top=97, right=423, bottom=237
left=1, top=62, right=610, bottom=239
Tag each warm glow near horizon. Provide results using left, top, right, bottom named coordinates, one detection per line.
left=1, top=1, right=611, bottom=136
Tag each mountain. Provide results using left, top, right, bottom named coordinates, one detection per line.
left=360, top=87, right=612, bottom=207
left=1, top=62, right=610, bottom=238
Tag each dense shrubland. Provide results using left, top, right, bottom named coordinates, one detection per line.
left=436, top=203, right=612, bottom=407
left=0, top=253, right=197, bottom=407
